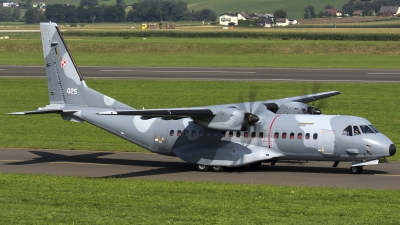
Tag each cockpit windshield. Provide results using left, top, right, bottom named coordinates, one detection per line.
left=343, top=124, right=380, bottom=136
left=360, top=125, right=380, bottom=134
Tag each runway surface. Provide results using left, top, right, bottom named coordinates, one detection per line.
left=1, top=66, right=400, bottom=82
left=1, top=148, right=399, bottom=189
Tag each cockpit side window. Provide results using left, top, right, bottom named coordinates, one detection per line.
left=353, top=126, right=361, bottom=135
left=360, top=125, right=375, bottom=134
left=343, top=125, right=352, bottom=136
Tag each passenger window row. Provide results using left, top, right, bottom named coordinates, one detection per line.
left=169, top=130, right=264, bottom=138
left=273, top=132, right=318, bottom=140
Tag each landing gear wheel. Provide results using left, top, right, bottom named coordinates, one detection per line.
left=249, top=162, right=262, bottom=168
left=196, top=164, right=209, bottom=172
left=210, top=166, right=225, bottom=172
left=350, top=166, right=363, bottom=174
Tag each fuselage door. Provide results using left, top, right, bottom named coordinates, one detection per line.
left=154, top=119, right=170, bottom=151
left=318, top=130, right=335, bottom=155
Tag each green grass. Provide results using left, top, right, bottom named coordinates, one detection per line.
left=1, top=36, right=400, bottom=68
left=0, top=173, right=399, bottom=224
left=1, top=79, right=399, bottom=161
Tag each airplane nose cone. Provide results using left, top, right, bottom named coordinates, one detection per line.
left=389, top=144, right=396, bottom=156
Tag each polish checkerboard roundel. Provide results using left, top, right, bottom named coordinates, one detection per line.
left=61, top=59, right=67, bottom=67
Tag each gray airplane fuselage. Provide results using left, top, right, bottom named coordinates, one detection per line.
left=79, top=110, right=393, bottom=167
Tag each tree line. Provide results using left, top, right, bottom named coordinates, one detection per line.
left=1, top=0, right=217, bottom=23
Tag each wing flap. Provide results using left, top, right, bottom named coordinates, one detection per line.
left=8, top=109, right=77, bottom=115
left=98, top=109, right=215, bottom=118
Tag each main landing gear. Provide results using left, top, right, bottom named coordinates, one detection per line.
left=196, top=164, right=225, bottom=172
left=350, top=166, right=363, bottom=174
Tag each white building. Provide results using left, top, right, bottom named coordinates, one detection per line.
left=275, top=18, right=289, bottom=26
left=219, top=13, right=238, bottom=26
left=2, top=2, right=19, bottom=8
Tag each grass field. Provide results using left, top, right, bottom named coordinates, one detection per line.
left=1, top=78, right=399, bottom=161
left=1, top=34, right=400, bottom=68
left=1, top=173, right=399, bottom=224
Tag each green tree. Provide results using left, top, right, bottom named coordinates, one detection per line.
left=79, top=0, right=98, bottom=7
left=0, top=8, right=13, bottom=21
left=77, top=5, right=94, bottom=23
left=199, top=9, right=217, bottom=22
left=24, top=7, right=44, bottom=23
left=116, top=0, right=125, bottom=7
left=303, top=5, right=315, bottom=19
left=325, top=4, right=335, bottom=9
left=12, top=8, right=21, bottom=21
left=273, top=9, right=287, bottom=18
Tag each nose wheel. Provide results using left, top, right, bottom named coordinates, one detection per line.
left=350, top=166, right=363, bottom=174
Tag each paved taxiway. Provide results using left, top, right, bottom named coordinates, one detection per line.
left=1, top=148, right=399, bottom=189
left=1, top=66, right=400, bottom=82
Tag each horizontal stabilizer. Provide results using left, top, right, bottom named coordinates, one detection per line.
left=98, top=109, right=214, bottom=118
left=8, top=109, right=77, bottom=115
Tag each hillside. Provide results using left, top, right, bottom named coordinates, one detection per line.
left=22, top=0, right=350, bottom=19
left=185, top=0, right=349, bottom=19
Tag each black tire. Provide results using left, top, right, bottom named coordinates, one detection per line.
left=210, top=166, right=225, bottom=172
left=196, top=164, right=209, bottom=172
left=350, top=166, right=363, bottom=174
left=249, top=162, right=262, bottom=168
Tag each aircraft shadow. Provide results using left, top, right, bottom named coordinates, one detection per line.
left=7, top=151, right=388, bottom=178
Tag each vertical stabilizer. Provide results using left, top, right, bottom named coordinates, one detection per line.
left=40, top=22, right=132, bottom=110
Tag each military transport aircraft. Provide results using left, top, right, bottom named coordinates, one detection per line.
left=10, top=22, right=396, bottom=174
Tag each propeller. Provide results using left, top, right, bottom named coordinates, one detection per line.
left=236, top=85, right=265, bottom=131
left=302, top=82, right=328, bottom=115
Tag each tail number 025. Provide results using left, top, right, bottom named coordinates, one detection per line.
left=67, top=88, right=78, bottom=94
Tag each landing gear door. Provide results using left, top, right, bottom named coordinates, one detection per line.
left=154, top=119, right=170, bottom=151
left=318, top=130, right=335, bottom=155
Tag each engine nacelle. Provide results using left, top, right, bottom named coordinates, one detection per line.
left=192, top=108, right=246, bottom=131
left=275, top=102, right=321, bottom=115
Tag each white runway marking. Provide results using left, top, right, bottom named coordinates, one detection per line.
left=0, top=69, right=4, bottom=70
left=367, top=73, right=400, bottom=75
left=100, top=70, right=256, bottom=74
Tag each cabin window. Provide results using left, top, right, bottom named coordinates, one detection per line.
left=313, top=133, right=318, bottom=140
left=244, top=132, right=249, bottom=138
left=251, top=132, right=256, bottom=138
left=259, top=132, right=264, bottom=138
left=290, top=133, right=294, bottom=139
left=229, top=131, right=233, bottom=138
left=177, top=130, right=182, bottom=137
left=343, top=125, right=352, bottom=136
left=184, top=130, right=189, bottom=137
left=236, top=131, right=241, bottom=138
left=305, top=133, right=310, bottom=139
left=274, top=132, right=279, bottom=138
left=191, top=130, right=196, bottom=137
left=170, top=130, right=174, bottom=136
left=206, top=131, right=211, bottom=137
left=199, top=130, right=204, bottom=137
left=282, top=132, right=287, bottom=139
left=297, top=133, right=302, bottom=139
left=222, top=131, right=226, bottom=137
left=214, top=131, right=219, bottom=137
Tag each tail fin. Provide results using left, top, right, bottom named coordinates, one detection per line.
left=40, top=22, right=131, bottom=110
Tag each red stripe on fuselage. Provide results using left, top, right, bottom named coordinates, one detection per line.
left=268, top=114, right=281, bottom=148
